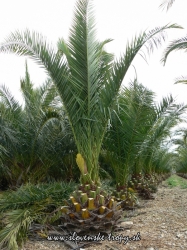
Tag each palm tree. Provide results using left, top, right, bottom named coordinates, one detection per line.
left=0, top=0, right=181, bottom=233
left=138, top=94, right=185, bottom=174
left=173, top=129, right=187, bottom=173
left=102, top=80, right=156, bottom=187
left=0, top=83, right=22, bottom=188
left=0, top=63, right=76, bottom=187
left=151, top=147, right=178, bottom=174
left=102, top=80, right=185, bottom=193
left=19, top=64, right=78, bottom=183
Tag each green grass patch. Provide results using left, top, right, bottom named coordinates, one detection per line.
left=166, top=174, right=187, bottom=189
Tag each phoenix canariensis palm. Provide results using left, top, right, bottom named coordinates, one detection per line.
left=101, top=80, right=157, bottom=206
left=102, top=80, right=156, bottom=186
left=0, top=0, right=182, bottom=233
left=102, top=81, right=185, bottom=203
left=138, top=94, right=185, bottom=174
left=173, top=129, right=187, bottom=174
left=0, top=84, right=22, bottom=188
left=19, top=64, right=78, bottom=183
left=0, top=62, right=77, bottom=187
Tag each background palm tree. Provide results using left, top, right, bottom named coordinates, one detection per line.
left=138, top=94, right=185, bottom=174
left=102, top=80, right=185, bottom=187
left=0, top=63, right=77, bottom=187
left=102, top=80, right=156, bottom=186
left=172, top=129, right=187, bottom=173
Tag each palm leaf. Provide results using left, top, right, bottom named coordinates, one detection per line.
left=173, top=76, right=187, bottom=84
left=0, top=182, right=76, bottom=212
left=0, top=209, right=33, bottom=250
left=162, top=36, right=187, bottom=65
left=103, top=23, right=183, bottom=116
left=0, top=85, right=21, bottom=113
left=0, top=181, right=76, bottom=249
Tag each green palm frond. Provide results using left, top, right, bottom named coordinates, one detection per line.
left=0, top=31, right=70, bottom=105
left=105, top=24, right=182, bottom=112
left=153, top=148, right=177, bottom=173
left=40, top=80, right=59, bottom=110
left=20, top=63, right=57, bottom=114
left=155, top=94, right=175, bottom=116
left=0, top=208, right=33, bottom=250
left=162, top=36, right=187, bottom=65
left=0, top=181, right=76, bottom=249
left=173, top=76, right=187, bottom=84
left=0, top=85, right=21, bottom=113
left=0, top=182, right=76, bottom=212
left=103, top=80, right=186, bottom=181
left=0, top=95, right=20, bottom=154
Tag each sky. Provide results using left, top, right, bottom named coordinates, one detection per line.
left=0, top=0, right=187, bottom=104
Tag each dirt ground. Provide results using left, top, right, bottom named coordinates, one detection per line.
left=22, top=175, right=187, bottom=250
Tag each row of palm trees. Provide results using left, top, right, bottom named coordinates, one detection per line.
left=0, top=66, right=185, bottom=189
left=0, top=0, right=182, bottom=187
left=0, top=0, right=187, bottom=247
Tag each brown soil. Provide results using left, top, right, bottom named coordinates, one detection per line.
left=22, top=176, right=187, bottom=250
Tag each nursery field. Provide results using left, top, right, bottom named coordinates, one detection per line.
left=22, top=175, right=187, bottom=250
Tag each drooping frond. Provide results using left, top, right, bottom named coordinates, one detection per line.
left=155, top=94, right=174, bottom=116
left=0, top=85, right=21, bottom=113
left=0, top=182, right=76, bottom=249
left=0, top=30, right=69, bottom=92
left=104, top=23, right=182, bottom=114
left=162, top=36, right=187, bottom=65
left=174, top=76, right=187, bottom=84
left=0, top=209, right=33, bottom=250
